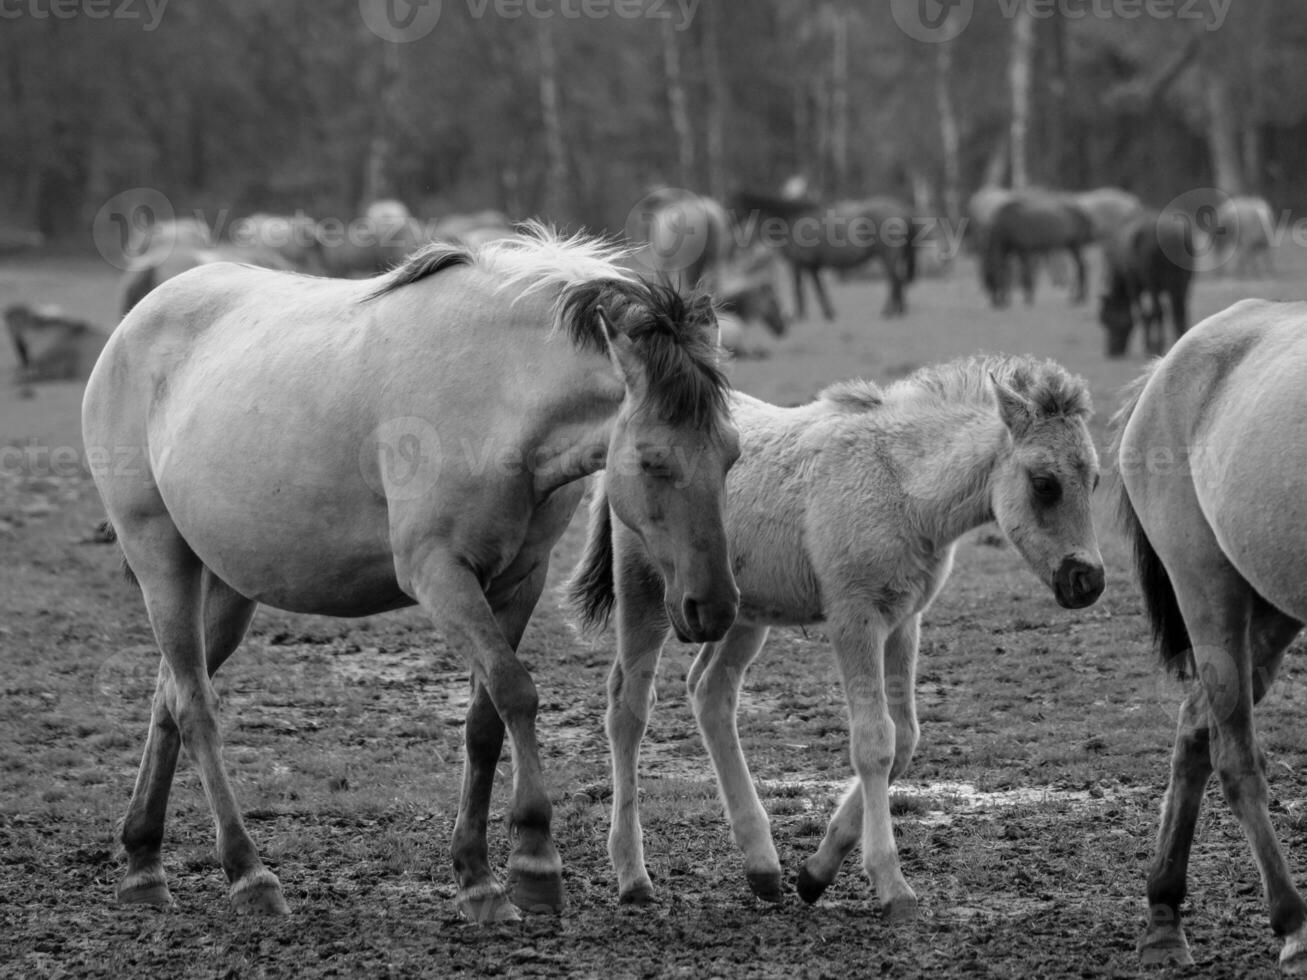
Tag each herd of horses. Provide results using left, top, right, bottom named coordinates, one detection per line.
left=74, top=215, right=1307, bottom=972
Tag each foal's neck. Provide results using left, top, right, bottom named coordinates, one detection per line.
left=901, top=407, right=1005, bottom=548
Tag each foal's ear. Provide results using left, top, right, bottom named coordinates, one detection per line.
left=596, top=307, right=641, bottom=388
left=991, top=373, right=1035, bottom=434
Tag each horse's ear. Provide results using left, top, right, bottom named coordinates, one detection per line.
left=596, top=307, right=641, bottom=389
left=991, top=373, right=1034, bottom=434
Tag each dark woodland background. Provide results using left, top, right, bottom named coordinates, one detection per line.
left=3, top=0, right=1303, bottom=237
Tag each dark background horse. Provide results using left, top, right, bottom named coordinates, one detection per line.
left=731, top=192, right=918, bottom=320
left=1099, top=210, right=1194, bottom=357
left=981, top=193, right=1095, bottom=308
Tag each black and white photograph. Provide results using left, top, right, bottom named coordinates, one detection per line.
left=3, top=1, right=1307, bottom=976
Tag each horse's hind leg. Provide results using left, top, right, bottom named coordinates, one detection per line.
left=686, top=623, right=776, bottom=901
left=881, top=259, right=905, bottom=318
left=116, top=524, right=283, bottom=915
left=606, top=574, right=671, bottom=905
left=1068, top=247, right=1087, bottom=305
left=811, top=269, right=837, bottom=321
left=118, top=569, right=257, bottom=908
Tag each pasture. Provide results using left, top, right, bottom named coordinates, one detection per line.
left=3, top=250, right=1307, bottom=979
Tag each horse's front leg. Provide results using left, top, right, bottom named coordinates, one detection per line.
left=1068, top=247, right=1087, bottom=305
left=1019, top=253, right=1036, bottom=305
left=412, top=557, right=563, bottom=917
left=686, top=624, right=777, bottom=901
left=811, top=268, right=837, bottom=321
left=828, top=606, right=914, bottom=920
left=797, top=615, right=919, bottom=906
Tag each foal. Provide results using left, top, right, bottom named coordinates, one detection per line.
left=571, top=355, right=1105, bottom=919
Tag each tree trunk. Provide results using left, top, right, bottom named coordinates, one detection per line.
left=662, top=17, right=695, bottom=188
left=1008, top=2, right=1035, bottom=190
left=1242, top=122, right=1262, bottom=195
left=827, top=3, right=850, bottom=195
left=537, top=20, right=569, bottom=219
left=1203, top=70, right=1244, bottom=194
left=701, top=3, right=727, bottom=200
left=361, top=41, right=401, bottom=205
left=935, top=39, right=961, bottom=221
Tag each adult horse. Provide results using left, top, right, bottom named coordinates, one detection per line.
left=119, top=241, right=297, bottom=315
left=571, top=354, right=1104, bottom=916
left=731, top=191, right=917, bottom=320
left=1215, top=195, right=1275, bottom=278
left=83, top=226, right=741, bottom=923
left=1072, top=186, right=1144, bottom=241
left=982, top=194, right=1095, bottom=307
left=1099, top=209, right=1193, bottom=357
left=1115, top=300, right=1307, bottom=972
left=5, top=304, right=106, bottom=382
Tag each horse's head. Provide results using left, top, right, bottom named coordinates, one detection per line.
left=717, top=248, right=788, bottom=337
left=563, top=280, right=741, bottom=642
left=988, top=366, right=1104, bottom=609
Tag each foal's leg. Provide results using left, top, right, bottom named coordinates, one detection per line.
left=686, top=624, right=777, bottom=901
left=606, top=579, right=671, bottom=905
left=118, top=570, right=257, bottom=908
left=118, top=525, right=282, bottom=914
left=797, top=615, right=920, bottom=905
left=450, top=566, right=548, bottom=922
left=411, top=556, right=564, bottom=915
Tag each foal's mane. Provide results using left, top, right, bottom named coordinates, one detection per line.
left=366, top=222, right=729, bottom=430
left=827, top=354, right=1092, bottom=420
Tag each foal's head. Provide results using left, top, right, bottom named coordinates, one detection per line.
left=988, top=359, right=1105, bottom=609
left=561, top=279, right=741, bottom=642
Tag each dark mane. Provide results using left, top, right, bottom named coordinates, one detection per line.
left=557, top=278, right=729, bottom=431
left=363, top=242, right=474, bottom=300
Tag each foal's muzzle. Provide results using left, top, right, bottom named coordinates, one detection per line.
left=1054, top=557, right=1105, bottom=609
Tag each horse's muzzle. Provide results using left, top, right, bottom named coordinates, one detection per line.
left=1054, top=557, right=1105, bottom=609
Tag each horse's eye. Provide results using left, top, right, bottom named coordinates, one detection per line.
left=1030, top=475, right=1061, bottom=502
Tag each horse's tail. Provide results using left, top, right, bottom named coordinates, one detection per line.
left=567, top=479, right=616, bottom=633
left=1110, top=366, right=1192, bottom=677
left=119, top=263, right=158, bottom=317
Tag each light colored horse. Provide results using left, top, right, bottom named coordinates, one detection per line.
left=83, top=226, right=741, bottom=923
left=1072, top=187, right=1144, bottom=241
left=1215, top=195, right=1275, bottom=278
left=570, top=354, right=1105, bottom=918
left=1115, top=299, right=1307, bottom=972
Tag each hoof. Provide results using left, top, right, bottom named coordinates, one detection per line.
left=746, top=869, right=785, bottom=904
left=117, top=871, right=173, bottom=909
left=456, top=883, right=522, bottom=924
left=618, top=880, right=656, bottom=906
left=882, top=894, right=918, bottom=924
left=1138, top=927, right=1194, bottom=968
left=230, top=869, right=289, bottom=916
left=1281, top=923, right=1307, bottom=973
left=508, top=865, right=565, bottom=915
left=796, top=864, right=830, bottom=906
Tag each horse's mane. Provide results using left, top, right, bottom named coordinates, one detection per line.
left=366, top=223, right=728, bottom=431
left=868, top=354, right=1092, bottom=420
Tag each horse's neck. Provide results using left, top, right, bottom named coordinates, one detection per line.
left=897, top=407, right=1005, bottom=547
left=527, top=355, right=626, bottom=498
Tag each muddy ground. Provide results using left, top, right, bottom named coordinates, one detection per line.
left=3, top=253, right=1307, bottom=978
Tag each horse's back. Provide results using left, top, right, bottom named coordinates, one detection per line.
left=1128, top=300, right=1307, bottom=617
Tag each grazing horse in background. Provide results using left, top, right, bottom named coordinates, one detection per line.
left=1114, top=300, right=1307, bottom=972
left=1215, top=195, right=1276, bottom=278
left=118, top=241, right=297, bottom=315
left=431, top=210, right=514, bottom=250
left=1099, top=210, right=1193, bottom=357
left=1072, top=187, right=1144, bottom=241
left=731, top=191, right=917, bottom=320
left=982, top=194, right=1095, bottom=307
left=571, top=355, right=1104, bottom=917
left=635, top=189, right=787, bottom=339
left=5, top=305, right=107, bottom=382
left=83, top=226, right=741, bottom=924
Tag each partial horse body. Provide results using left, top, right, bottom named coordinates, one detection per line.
left=1099, top=210, right=1193, bottom=357
left=431, top=210, right=514, bottom=250
left=5, top=304, right=107, bottom=381
left=1114, top=300, right=1307, bottom=972
left=571, top=355, right=1104, bottom=918
left=982, top=192, right=1095, bottom=307
left=732, top=191, right=917, bottom=320
left=1072, top=187, right=1144, bottom=241
left=1216, top=195, right=1275, bottom=278
left=84, top=227, right=740, bottom=923
left=119, top=241, right=297, bottom=315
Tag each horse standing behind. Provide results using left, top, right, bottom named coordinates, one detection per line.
left=982, top=193, right=1095, bottom=307
left=1099, top=209, right=1193, bottom=357
left=119, top=241, right=296, bottom=315
left=570, top=354, right=1105, bottom=918
left=1215, top=195, right=1276, bottom=278
left=1115, top=300, right=1307, bottom=972
left=84, top=226, right=741, bottom=924
left=731, top=191, right=917, bottom=320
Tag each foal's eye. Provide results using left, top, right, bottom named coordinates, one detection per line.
left=1030, top=475, right=1062, bottom=502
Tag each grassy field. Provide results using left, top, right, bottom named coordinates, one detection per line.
left=3, top=248, right=1307, bottom=978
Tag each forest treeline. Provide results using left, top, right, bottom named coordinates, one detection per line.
left=3, top=0, right=1306, bottom=239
